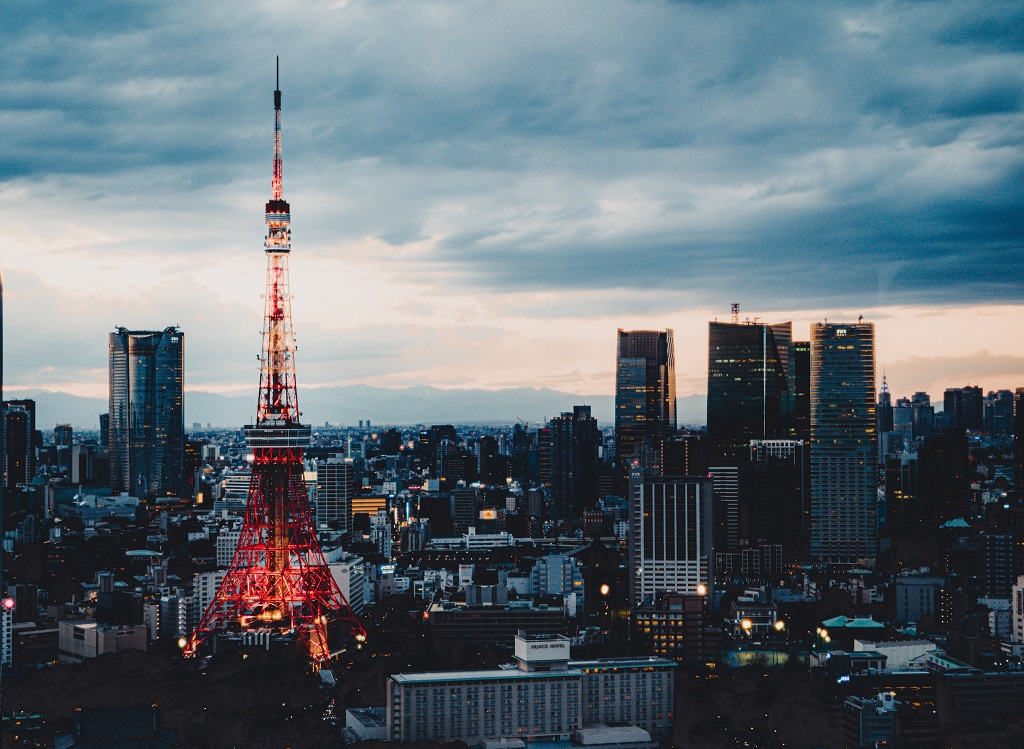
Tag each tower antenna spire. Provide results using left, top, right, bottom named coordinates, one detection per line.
left=272, top=57, right=283, bottom=200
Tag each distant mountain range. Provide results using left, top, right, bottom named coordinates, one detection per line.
left=8, top=385, right=707, bottom=431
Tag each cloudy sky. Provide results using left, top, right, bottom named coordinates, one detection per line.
left=2, top=0, right=1022, bottom=407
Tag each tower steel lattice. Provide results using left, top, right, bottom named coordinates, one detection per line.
left=184, top=61, right=365, bottom=666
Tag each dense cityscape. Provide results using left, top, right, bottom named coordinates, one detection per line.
left=3, top=4, right=1024, bottom=749
left=4, top=180, right=1024, bottom=748
left=4, top=293, right=1024, bottom=749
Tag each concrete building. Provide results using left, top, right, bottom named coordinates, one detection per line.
left=315, top=455, right=354, bottom=530
left=842, top=692, right=897, bottom=748
left=631, top=591, right=720, bottom=669
left=428, top=530, right=516, bottom=551
left=531, top=554, right=585, bottom=609
left=328, top=552, right=367, bottom=616
left=852, top=639, right=938, bottom=671
left=58, top=621, right=147, bottom=664
left=216, top=527, right=240, bottom=568
left=628, top=473, right=714, bottom=605
left=427, top=601, right=566, bottom=649
left=370, top=509, right=392, bottom=561
left=193, top=571, right=226, bottom=629
left=1, top=604, right=12, bottom=666
left=895, top=575, right=945, bottom=623
left=1012, top=575, right=1024, bottom=643
left=386, top=633, right=675, bottom=743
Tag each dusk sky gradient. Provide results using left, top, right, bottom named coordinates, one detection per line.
left=2, top=1, right=1022, bottom=411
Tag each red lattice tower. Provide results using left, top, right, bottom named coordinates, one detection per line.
left=184, top=61, right=365, bottom=666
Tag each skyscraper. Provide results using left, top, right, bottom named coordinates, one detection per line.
left=706, top=320, right=790, bottom=466
left=810, top=321, right=877, bottom=564
left=944, top=386, right=984, bottom=432
left=316, top=455, right=355, bottom=532
left=549, top=405, right=600, bottom=521
left=628, top=470, right=713, bottom=605
left=1015, top=388, right=1024, bottom=501
left=785, top=340, right=811, bottom=441
left=748, top=439, right=808, bottom=558
left=108, top=326, right=184, bottom=498
left=615, top=329, right=676, bottom=488
left=3, top=400, right=35, bottom=491
left=916, top=430, right=970, bottom=560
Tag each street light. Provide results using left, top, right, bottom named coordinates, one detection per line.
left=772, top=620, right=786, bottom=666
left=696, top=584, right=707, bottom=597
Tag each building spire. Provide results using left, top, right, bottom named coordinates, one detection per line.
left=272, top=56, right=283, bottom=202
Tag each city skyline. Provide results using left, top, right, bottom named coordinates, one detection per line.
left=2, top=2, right=1022, bottom=405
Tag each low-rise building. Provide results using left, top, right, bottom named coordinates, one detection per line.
left=632, top=591, right=721, bottom=669
left=842, top=692, right=897, bottom=748
left=427, top=600, right=566, bottom=648
left=58, top=621, right=147, bottom=664
left=386, top=633, right=674, bottom=744
left=852, top=639, right=938, bottom=670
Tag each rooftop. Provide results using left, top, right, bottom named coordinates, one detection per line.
left=390, top=656, right=675, bottom=684
left=821, top=615, right=886, bottom=629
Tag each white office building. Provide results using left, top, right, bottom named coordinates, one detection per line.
left=387, top=633, right=675, bottom=743
left=628, top=473, right=714, bottom=605
left=316, top=455, right=354, bottom=531
left=328, top=553, right=368, bottom=616
left=216, top=527, right=241, bottom=568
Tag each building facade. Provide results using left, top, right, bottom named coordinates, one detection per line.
left=628, top=473, right=714, bottom=605
left=108, top=326, right=184, bottom=498
left=316, top=454, right=354, bottom=530
left=387, top=633, right=675, bottom=743
left=548, top=406, right=600, bottom=521
left=3, top=399, right=36, bottom=494
left=615, top=329, right=676, bottom=488
left=809, top=321, right=877, bottom=563
left=706, top=320, right=790, bottom=466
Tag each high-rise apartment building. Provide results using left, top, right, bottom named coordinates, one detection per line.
left=315, top=454, right=354, bottom=531
left=548, top=405, right=600, bottom=520
left=810, top=321, right=877, bottom=564
left=615, top=329, right=676, bottom=488
left=628, top=471, right=713, bottom=605
left=706, top=320, right=791, bottom=465
left=3, top=399, right=36, bottom=490
left=108, top=327, right=184, bottom=498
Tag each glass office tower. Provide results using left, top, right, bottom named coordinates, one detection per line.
left=706, top=321, right=791, bottom=466
left=810, top=321, right=877, bottom=564
left=615, top=329, right=676, bottom=488
left=109, top=326, right=184, bottom=498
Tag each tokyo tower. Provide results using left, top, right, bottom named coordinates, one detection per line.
left=184, top=60, right=365, bottom=666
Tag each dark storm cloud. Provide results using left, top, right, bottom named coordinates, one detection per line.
left=1, top=0, right=1022, bottom=310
